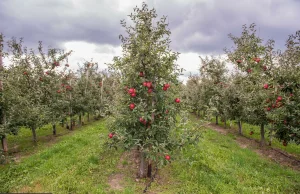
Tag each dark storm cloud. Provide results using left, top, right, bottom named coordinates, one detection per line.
left=0, top=0, right=125, bottom=49
left=150, top=0, right=300, bottom=54
left=0, top=0, right=299, bottom=54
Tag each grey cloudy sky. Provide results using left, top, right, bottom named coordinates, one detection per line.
left=1, top=0, right=299, bottom=82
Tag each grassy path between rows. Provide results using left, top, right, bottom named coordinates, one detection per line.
left=1, top=117, right=299, bottom=193
left=211, top=117, right=300, bottom=157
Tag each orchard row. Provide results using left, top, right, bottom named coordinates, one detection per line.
left=0, top=34, right=118, bottom=152
left=184, top=23, right=300, bottom=146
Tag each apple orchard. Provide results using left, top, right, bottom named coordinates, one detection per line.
left=0, top=2, right=299, bottom=180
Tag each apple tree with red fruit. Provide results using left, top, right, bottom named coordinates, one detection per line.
left=4, top=37, right=71, bottom=143
left=266, top=31, right=300, bottom=145
left=225, top=23, right=276, bottom=146
left=107, top=3, right=199, bottom=178
left=0, top=33, right=15, bottom=153
left=36, top=42, right=72, bottom=135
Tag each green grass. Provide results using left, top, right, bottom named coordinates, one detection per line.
left=155, top=131, right=299, bottom=193
left=1, top=116, right=299, bottom=193
left=6, top=114, right=91, bottom=157
left=0, top=119, right=123, bottom=193
left=211, top=117, right=300, bottom=157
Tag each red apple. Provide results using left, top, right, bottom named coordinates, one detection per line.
left=39, top=77, right=43, bottom=81
left=263, top=84, right=269, bottom=89
left=266, top=107, right=271, bottom=111
left=247, top=69, right=252, bottom=73
left=139, top=72, right=144, bottom=77
left=109, top=133, right=114, bottom=138
left=57, top=90, right=61, bottom=93
left=146, top=82, right=152, bottom=88
left=263, top=66, right=267, bottom=71
left=129, top=103, right=135, bottom=110
left=163, top=83, right=170, bottom=91
left=148, top=88, right=153, bottom=93
left=128, top=88, right=136, bottom=94
left=165, top=155, right=171, bottom=160
left=290, top=93, right=293, bottom=97
left=23, top=71, right=27, bottom=75
left=131, top=93, right=136, bottom=97
left=165, top=110, right=169, bottom=114
left=175, top=98, right=180, bottom=103
left=45, top=71, right=49, bottom=75
left=277, top=96, right=283, bottom=101
left=236, top=60, right=242, bottom=64
left=254, top=57, right=260, bottom=63
left=143, top=82, right=147, bottom=87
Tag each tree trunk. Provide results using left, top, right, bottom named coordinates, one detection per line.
left=61, top=119, right=64, bottom=127
left=139, top=152, right=146, bottom=178
left=1, top=135, right=8, bottom=152
left=87, top=113, right=90, bottom=122
left=0, top=53, right=7, bottom=152
left=147, top=161, right=152, bottom=178
left=31, top=127, right=37, bottom=143
left=238, top=121, right=242, bottom=135
left=224, top=118, right=227, bottom=128
left=260, top=124, right=265, bottom=147
left=269, top=129, right=273, bottom=146
left=79, top=113, right=82, bottom=126
left=216, top=115, right=219, bottom=125
left=70, top=116, right=73, bottom=130
left=52, top=124, right=56, bottom=136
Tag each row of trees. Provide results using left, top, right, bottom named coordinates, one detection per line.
left=0, top=3, right=200, bottom=180
left=1, top=2, right=297, bottom=181
left=184, top=24, right=300, bottom=146
left=0, top=34, right=117, bottom=152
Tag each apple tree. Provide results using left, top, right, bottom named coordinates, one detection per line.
left=107, top=3, right=199, bottom=178
left=266, top=30, right=300, bottom=145
left=184, top=74, right=203, bottom=116
left=225, top=23, right=276, bottom=146
left=199, top=55, right=228, bottom=125
left=222, top=72, right=247, bottom=134
left=36, top=42, right=72, bottom=135
left=6, top=37, right=71, bottom=142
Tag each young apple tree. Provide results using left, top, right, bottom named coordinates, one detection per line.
left=222, top=73, right=247, bottom=134
left=107, top=3, right=199, bottom=178
left=225, top=23, right=276, bottom=146
left=199, top=55, right=228, bottom=126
